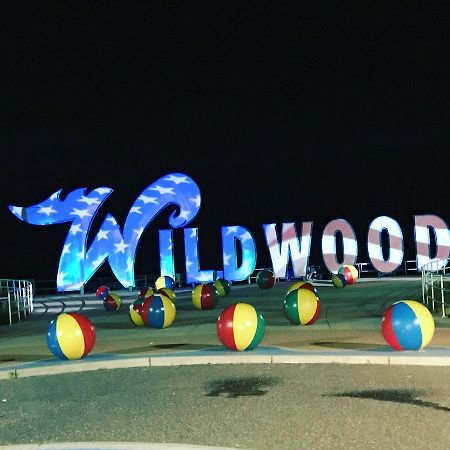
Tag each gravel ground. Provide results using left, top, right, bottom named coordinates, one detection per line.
left=1, top=363, right=450, bottom=449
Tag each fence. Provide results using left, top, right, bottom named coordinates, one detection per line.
left=248, top=259, right=422, bottom=284
left=421, top=259, right=450, bottom=317
left=29, top=259, right=424, bottom=295
left=0, top=279, right=34, bottom=325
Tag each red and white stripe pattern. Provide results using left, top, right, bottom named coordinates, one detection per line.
left=414, top=215, right=450, bottom=270
left=367, top=216, right=404, bottom=273
left=263, top=222, right=312, bottom=278
left=322, top=219, right=357, bottom=274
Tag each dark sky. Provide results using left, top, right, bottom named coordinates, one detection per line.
left=1, top=2, right=449, bottom=282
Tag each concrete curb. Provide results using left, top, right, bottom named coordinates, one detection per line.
left=3, top=346, right=450, bottom=379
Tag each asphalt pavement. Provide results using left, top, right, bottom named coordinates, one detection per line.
left=1, top=278, right=450, bottom=449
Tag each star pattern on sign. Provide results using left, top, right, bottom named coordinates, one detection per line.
left=78, top=195, right=100, bottom=206
left=178, top=209, right=191, bottom=221
left=133, top=226, right=145, bottom=240
left=62, top=243, right=71, bottom=256
left=185, top=256, right=194, bottom=268
left=150, top=185, right=175, bottom=195
left=49, top=191, right=61, bottom=201
left=77, top=250, right=85, bottom=261
left=189, top=229, right=197, bottom=238
left=70, top=224, right=83, bottom=235
left=92, top=255, right=107, bottom=268
left=97, top=229, right=110, bottom=241
left=164, top=174, right=190, bottom=184
left=139, top=194, right=159, bottom=204
left=114, top=239, right=130, bottom=254
left=106, top=216, right=117, bottom=225
left=70, top=208, right=93, bottom=219
left=130, top=206, right=142, bottom=214
left=240, top=232, right=252, bottom=242
left=38, top=205, right=57, bottom=216
left=223, top=253, right=232, bottom=266
left=57, top=271, right=67, bottom=286
left=10, top=206, right=22, bottom=217
left=189, top=195, right=201, bottom=208
left=225, top=226, right=238, bottom=235
left=95, top=188, right=111, bottom=195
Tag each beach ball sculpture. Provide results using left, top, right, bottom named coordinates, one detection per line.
left=381, top=300, right=435, bottom=351
left=103, top=293, right=122, bottom=311
left=192, top=284, right=219, bottom=310
left=138, top=294, right=176, bottom=329
left=129, top=303, right=145, bottom=327
left=157, top=287, right=176, bottom=303
left=217, top=303, right=265, bottom=351
left=332, top=273, right=347, bottom=288
left=287, top=281, right=317, bottom=295
left=47, top=312, right=96, bottom=360
left=338, top=264, right=358, bottom=285
left=138, top=287, right=154, bottom=301
left=155, top=275, right=176, bottom=291
left=213, top=278, right=231, bottom=297
left=284, top=289, right=321, bottom=326
left=256, top=270, right=275, bottom=289
left=95, top=285, right=110, bottom=300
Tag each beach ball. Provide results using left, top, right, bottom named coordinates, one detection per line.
left=95, top=285, right=110, bottom=300
left=138, top=294, right=176, bottom=329
left=46, top=312, right=96, bottom=360
left=381, top=300, right=435, bottom=351
left=284, top=289, right=321, bottom=326
left=103, top=293, right=122, bottom=311
left=129, top=304, right=145, bottom=327
left=192, top=284, right=219, bottom=310
left=332, top=273, right=347, bottom=288
left=286, top=281, right=317, bottom=295
left=217, top=303, right=265, bottom=351
left=155, top=275, right=176, bottom=291
left=256, top=270, right=275, bottom=289
left=213, top=278, right=231, bottom=297
left=157, top=287, right=176, bottom=303
left=338, top=265, right=358, bottom=285
left=138, top=287, right=154, bottom=301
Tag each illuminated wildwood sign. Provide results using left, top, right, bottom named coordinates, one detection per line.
left=9, top=173, right=450, bottom=292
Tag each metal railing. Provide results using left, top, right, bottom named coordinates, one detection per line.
left=0, top=279, right=34, bottom=325
left=421, top=259, right=450, bottom=317
left=247, top=260, right=422, bottom=284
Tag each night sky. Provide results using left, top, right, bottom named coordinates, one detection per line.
left=1, top=2, right=449, bottom=283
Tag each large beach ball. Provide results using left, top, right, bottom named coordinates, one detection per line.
left=129, top=303, right=145, bottom=327
left=217, top=303, right=265, bottom=351
left=95, top=285, right=110, bottom=300
left=47, top=312, right=96, bottom=360
left=381, top=300, right=435, bottom=351
left=155, top=275, right=176, bottom=291
left=103, top=293, right=122, bottom=311
left=338, top=265, right=358, bottom=285
left=284, top=289, right=321, bottom=326
left=332, top=273, right=347, bottom=288
left=286, top=281, right=317, bottom=295
left=192, top=284, right=219, bottom=310
left=213, top=278, right=231, bottom=297
left=256, top=270, right=275, bottom=289
left=138, top=294, right=176, bottom=329
left=157, top=287, right=176, bottom=303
